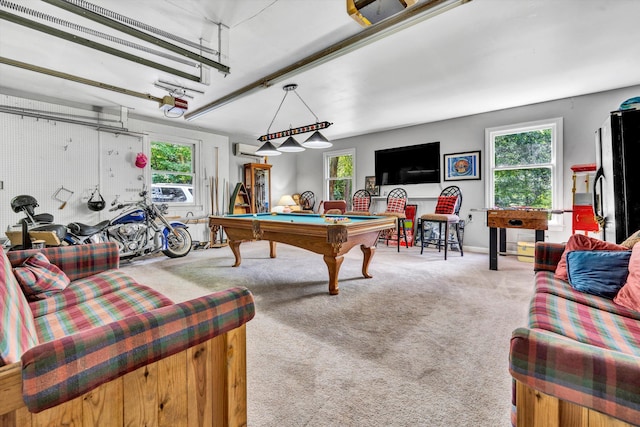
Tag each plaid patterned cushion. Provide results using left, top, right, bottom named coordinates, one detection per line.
left=14, top=252, right=70, bottom=300
left=510, top=327, right=640, bottom=426
left=510, top=269, right=640, bottom=425
left=434, top=196, right=458, bottom=214
left=352, top=197, right=369, bottom=212
left=533, top=242, right=565, bottom=272
left=21, top=286, right=256, bottom=413
left=34, top=281, right=173, bottom=343
left=8, top=242, right=119, bottom=282
left=386, top=197, right=406, bottom=213
left=535, top=271, right=640, bottom=321
left=28, top=270, right=136, bottom=319
left=0, top=246, right=39, bottom=365
left=529, top=291, right=640, bottom=356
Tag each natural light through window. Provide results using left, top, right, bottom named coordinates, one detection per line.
left=150, top=140, right=197, bottom=204
left=324, top=149, right=355, bottom=207
left=485, top=118, right=563, bottom=226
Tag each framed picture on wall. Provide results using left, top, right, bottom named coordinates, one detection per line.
left=443, top=151, right=481, bottom=181
left=364, top=176, right=379, bottom=196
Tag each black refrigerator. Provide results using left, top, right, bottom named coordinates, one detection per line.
left=594, top=108, right=640, bottom=243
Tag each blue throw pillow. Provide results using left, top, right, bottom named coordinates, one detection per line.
left=566, top=250, right=632, bottom=299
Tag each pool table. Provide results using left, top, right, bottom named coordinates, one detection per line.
left=208, top=213, right=396, bottom=295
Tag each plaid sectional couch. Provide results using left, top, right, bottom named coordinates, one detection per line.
left=509, top=242, right=640, bottom=427
left=0, top=242, right=255, bottom=425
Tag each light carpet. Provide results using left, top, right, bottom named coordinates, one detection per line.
left=121, top=241, right=534, bottom=427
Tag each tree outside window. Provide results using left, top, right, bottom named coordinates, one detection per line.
left=324, top=149, right=355, bottom=207
left=150, top=141, right=195, bottom=204
left=486, top=118, right=563, bottom=225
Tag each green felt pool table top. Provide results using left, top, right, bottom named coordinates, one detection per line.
left=222, top=212, right=385, bottom=225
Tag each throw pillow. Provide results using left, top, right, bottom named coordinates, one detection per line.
left=554, top=234, right=629, bottom=281
left=352, top=197, right=369, bottom=212
left=14, top=252, right=70, bottom=300
left=614, top=244, right=640, bottom=312
left=434, top=196, right=458, bottom=214
left=386, top=197, right=406, bottom=213
left=621, top=229, right=640, bottom=249
left=566, top=250, right=631, bottom=299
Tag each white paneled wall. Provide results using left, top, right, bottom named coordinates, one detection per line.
left=1, top=110, right=103, bottom=234
left=1, top=94, right=229, bottom=245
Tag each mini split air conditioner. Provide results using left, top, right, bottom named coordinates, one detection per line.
left=233, top=143, right=264, bottom=160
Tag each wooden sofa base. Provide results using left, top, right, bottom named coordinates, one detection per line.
left=0, top=325, right=247, bottom=427
left=515, top=380, right=636, bottom=427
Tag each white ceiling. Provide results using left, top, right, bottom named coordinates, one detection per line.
left=1, top=0, right=640, bottom=145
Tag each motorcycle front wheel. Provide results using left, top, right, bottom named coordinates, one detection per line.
left=163, top=227, right=192, bottom=258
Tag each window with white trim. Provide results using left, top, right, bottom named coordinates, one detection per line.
left=485, top=118, right=563, bottom=226
left=324, top=149, right=355, bottom=206
left=150, top=139, right=197, bottom=205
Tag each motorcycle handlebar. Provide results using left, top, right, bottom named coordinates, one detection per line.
left=108, top=199, right=149, bottom=212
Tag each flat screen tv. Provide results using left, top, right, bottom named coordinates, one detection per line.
left=375, top=142, right=440, bottom=186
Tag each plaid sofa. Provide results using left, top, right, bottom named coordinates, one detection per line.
left=0, top=242, right=255, bottom=422
left=509, top=242, right=640, bottom=427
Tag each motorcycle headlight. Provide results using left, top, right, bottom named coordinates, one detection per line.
left=158, top=203, right=169, bottom=214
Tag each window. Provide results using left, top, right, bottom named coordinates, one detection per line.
left=151, top=140, right=197, bottom=204
left=324, top=149, right=355, bottom=206
left=485, top=118, right=563, bottom=226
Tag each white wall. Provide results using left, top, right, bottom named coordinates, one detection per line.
left=0, top=94, right=228, bottom=245
left=285, top=84, right=640, bottom=251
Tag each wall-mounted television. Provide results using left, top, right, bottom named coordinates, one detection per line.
left=375, top=142, right=440, bottom=186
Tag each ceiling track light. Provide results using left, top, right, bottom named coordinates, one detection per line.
left=255, top=83, right=332, bottom=156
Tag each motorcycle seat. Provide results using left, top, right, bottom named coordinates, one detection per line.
left=19, top=213, right=54, bottom=225
left=32, top=224, right=68, bottom=240
left=68, top=220, right=110, bottom=236
left=33, top=213, right=54, bottom=223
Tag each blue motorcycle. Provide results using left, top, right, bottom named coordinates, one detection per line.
left=65, top=189, right=192, bottom=259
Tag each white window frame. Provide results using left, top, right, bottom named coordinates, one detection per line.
left=485, top=117, right=563, bottom=228
left=149, top=136, right=201, bottom=206
left=323, top=148, right=356, bottom=202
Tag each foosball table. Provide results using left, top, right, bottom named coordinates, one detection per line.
left=486, top=209, right=549, bottom=270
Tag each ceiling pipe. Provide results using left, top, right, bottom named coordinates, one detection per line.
left=185, top=0, right=471, bottom=121
left=41, top=0, right=229, bottom=75
left=0, top=105, right=145, bottom=136
left=0, top=56, right=164, bottom=104
left=0, top=10, right=202, bottom=82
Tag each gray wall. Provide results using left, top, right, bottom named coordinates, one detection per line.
left=250, top=84, right=640, bottom=251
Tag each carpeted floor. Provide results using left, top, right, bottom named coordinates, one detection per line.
left=121, top=241, right=535, bottom=427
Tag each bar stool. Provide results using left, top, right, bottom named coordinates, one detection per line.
left=419, top=186, right=463, bottom=260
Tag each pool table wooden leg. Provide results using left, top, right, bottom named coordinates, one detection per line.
left=323, top=255, right=344, bottom=295
left=361, top=244, right=375, bottom=278
left=269, top=241, right=277, bottom=258
left=229, top=240, right=242, bottom=267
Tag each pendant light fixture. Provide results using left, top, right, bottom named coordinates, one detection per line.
left=304, top=130, right=333, bottom=149
left=255, top=139, right=281, bottom=156
left=278, top=135, right=306, bottom=152
left=256, top=83, right=332, bottom=154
